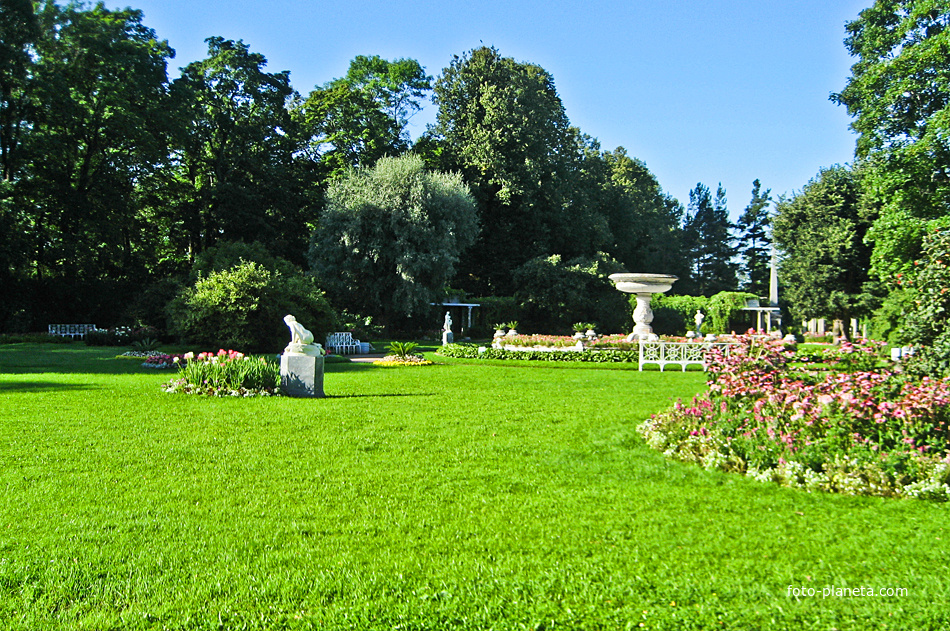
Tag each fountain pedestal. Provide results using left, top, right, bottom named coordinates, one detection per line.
left=608, top=273, right=678, bottom=340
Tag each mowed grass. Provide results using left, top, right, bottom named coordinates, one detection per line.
left=0, top=344, right=948, bottom=630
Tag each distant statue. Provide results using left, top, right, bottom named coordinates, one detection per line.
left=441, top=311, right=454, bottom=346
left=694, top=309, right=705, bottom=334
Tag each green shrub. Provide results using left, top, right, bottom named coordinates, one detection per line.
left=166, top=262, right=336, bottom=353
left=467, top=296, right=520, bottom=337
left=512, top=253, right=628, bottom=334
left=337, top=310, right=384, bottom=340
left=191, top=241, right=298, bottom=280
left=131, top=337, right=162, bottom=352
left=122, top=277, right=185, bottom=334
left=901, top=227, right=950, bottom=377
left=706, top=291, right=758, bottom=333
left=0, top=332, right=74, bottom=344
left=386, top=341, right=420, bottom=359
left=869, top=288, right=913, bottom=344
left=649, top=294, right=709, bottom=335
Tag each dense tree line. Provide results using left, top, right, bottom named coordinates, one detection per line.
left=1, top=1, right=771, bottom=337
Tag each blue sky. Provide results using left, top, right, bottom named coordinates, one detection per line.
left=107, top=0, right=872, bottom=218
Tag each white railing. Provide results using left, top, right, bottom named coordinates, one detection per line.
left=638, top=341, right=726, bottom=372
left=48, top=324, right=98, bottom=339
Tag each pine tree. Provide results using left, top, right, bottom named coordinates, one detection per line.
left=682, top=183, right=738, bottom=296
left=736, top=179, right=772, bottom=296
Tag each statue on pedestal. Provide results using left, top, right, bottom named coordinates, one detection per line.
left=442, top=311, right=454, bottom=345
left=283, top=314, right=323, bottom=357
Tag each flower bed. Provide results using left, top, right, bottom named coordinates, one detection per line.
left=372, top=355, right=434, bottom=367
left=141, top=353, right=187, bottom=369
left=162, top=349, right=282, bottom=397
left=116, top=350, right=164, bottom=360
left=439, top=343, right=641, bottom=363
left=494, top=333, right=648, bottom=351
left=639, top=336, right=950, bottom=500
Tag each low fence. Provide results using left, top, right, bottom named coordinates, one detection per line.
left=638, top=341, right=736, bottom=372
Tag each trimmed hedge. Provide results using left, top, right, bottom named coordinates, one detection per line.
left=437, top=343, right=639, bottom=363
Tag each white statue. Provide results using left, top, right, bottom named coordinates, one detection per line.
left=283, top=314, right=323, bottom=357
left=694, top=309, right=705, bottom=334
left=443, top=311, right=453, bottom=333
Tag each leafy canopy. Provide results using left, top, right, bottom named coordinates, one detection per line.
left=833, top=0, right=950, bottom=279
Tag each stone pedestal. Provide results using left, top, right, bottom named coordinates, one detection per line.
left=280, top=353, right=325, bottom=398
left=442, top=330, right=454, bottom=346
left=631, top=293, right=655, bottom=339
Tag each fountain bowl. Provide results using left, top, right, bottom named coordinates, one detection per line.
left=608, top=273, right=678, bottom=294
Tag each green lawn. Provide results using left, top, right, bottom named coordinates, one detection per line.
left=0, top=343, right=947, bottom=630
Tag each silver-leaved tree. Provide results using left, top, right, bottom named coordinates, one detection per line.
left=308, top=153, right=478, bottom=329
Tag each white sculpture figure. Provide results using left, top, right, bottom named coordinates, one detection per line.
left=283, top=314, right=323, bottom=357
left=694, top=309, right=705, bottom=335
left=441, top=311, right=454, bottom=346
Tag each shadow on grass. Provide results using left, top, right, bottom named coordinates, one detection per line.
left=0, top=381, right=99, bottom=393
left=325, top=392, right=439, bottom=399
left=0, top=345, right=151, bottom=375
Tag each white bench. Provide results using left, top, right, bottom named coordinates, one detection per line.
left=325, top=332, right=361, bottom=355
left=48, top=324, right=98, bottom=339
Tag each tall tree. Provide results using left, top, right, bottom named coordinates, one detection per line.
left=599, top=147, right=686, bottom=276
left=682, top=183, right=738, bottom=296
left=297, top=55, right=431, bottom=180
left=771, top=165, right=877, bottom=332
left=162, top=37, right=307, bottom=265
left=17, top=1, right=174, bottom=323
left=0, top=0, right=39, bottom=329
left=426, top=46, right=578, bottom=295
left=832, top=0, right=950, bottom=280
left=308, top=154, right=478, bottom=326
left=0, top=0, right=39, bottom=182
left=736, top=179, right=772, bottom=295
left=338, top=55, right=431, bottom=138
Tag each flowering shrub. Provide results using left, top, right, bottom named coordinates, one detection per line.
left=162, top=349, right=281, bottom=396
left=640, top=335, right=950, bottom=500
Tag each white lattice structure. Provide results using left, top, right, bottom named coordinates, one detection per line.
left=48, top=324, right=98, bottom=339
left=325, top=332, right=361, bottom=355
left=638, top=341, right=722, bottom=372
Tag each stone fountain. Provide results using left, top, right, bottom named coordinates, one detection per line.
left=608, top=273, right=678, bottom=341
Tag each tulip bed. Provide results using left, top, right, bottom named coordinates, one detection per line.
left=641, top=336, right=950, bottom=499
left=162, top=349, right=282, bottom=396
